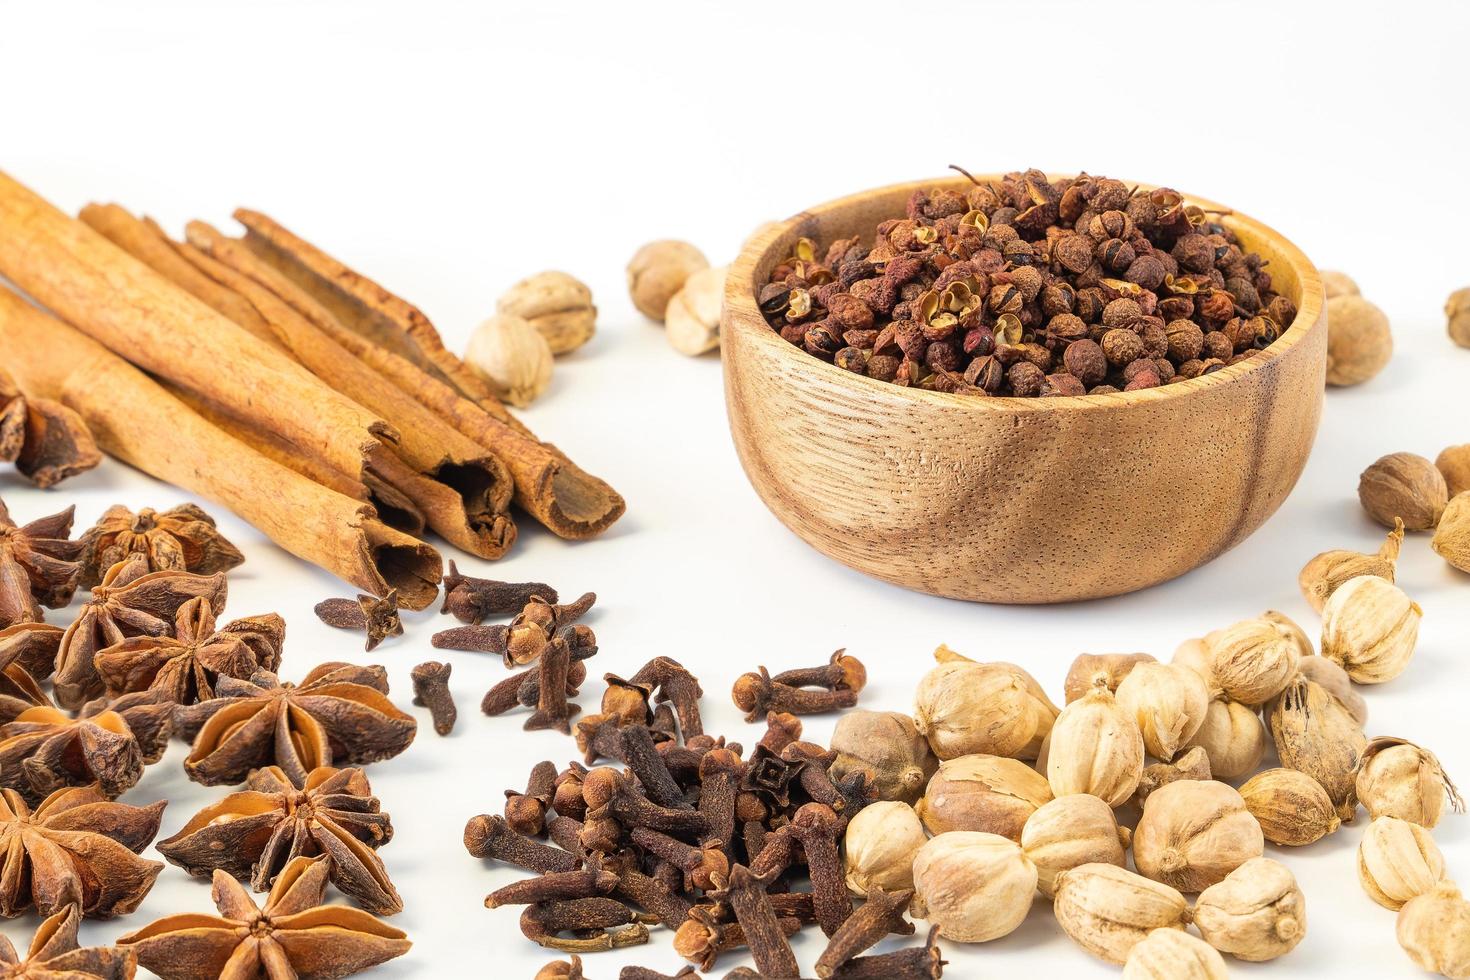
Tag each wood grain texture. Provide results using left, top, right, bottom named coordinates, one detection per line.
left=722, top=176, right=1327, bottom=604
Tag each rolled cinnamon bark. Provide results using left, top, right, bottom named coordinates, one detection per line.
left=209, top=210, right=626, bottom=540
left=0, top=286, right=442, bottom=609
left=0, top=170, right=392, bottom=481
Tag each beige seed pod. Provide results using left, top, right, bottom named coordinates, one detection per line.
left=917, top=755, right=1053, bottom=840
left=843, top=800, right=927, bottom=897
left=1320, top=269, right=1360, bottom=299
left=829, top=710, right=937, bottom=805
left=1136, top=746, right=1213, bottom=807
left=1123, top=928, right=1228, bottom=980
left=992, top=660, right=1059, bottom=761
left=1321, top=575, right=1422, bottom=684
left=1262, top=610, right=1314, bottom=659
left=1325, top=293, right=1392, bottom=386
left=627, top=240, right=708, bottom=322
left=913, top=660, right=1037, bottom=760
left=1053, top=863, right=1191, bottom=964
left=1433, top=492, right=1470, bottom=573
left=1134, top=780, right=1264, bottom=893
left=1184, top=698, right=1266, bottom=782
left=495, top=270, right=596, bottom=355
left=1193, top=857, right=1306, bottom=962
left=1063, top=652, right=1156, bottom=703
left=463, top=313, right=554, bottom=407
left=1359, top=816, right=1447, bottom=910
left=1239, top=768, right=1341, bottom=846
left=1356, top=737, right=1464, bottom=828
left=1022, top=794, right=1130, bottom=898
left=1203, top=617, right=1300, bottom=705
left=1171, top=638, right=1211, bottom=681
left=1397, top=881, right=1470, bottom=979
left=1268, top=676, right=1366, bottom=821
left=1359, top=452, right=1450, bottom=531
left=1297, top=655, right=1369, bottom=727
left=1046, top=679, right=1144, bottom=806
left=1298, top=519, right=1404, bottom=613
left=911, top=831, right=1037, bottom=942
left=664, top=265, right=726, bottom=356
left=1116, top=662, right=1211, bottom=761
left=1439, top=445, right=1470, bottom=497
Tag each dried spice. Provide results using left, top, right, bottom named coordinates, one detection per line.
left=1239, top=768, right=1341, bottom=846
left=814, top=886, right=915, bottom=978
left=1191, top=857, right=1305, bottom=962
left=538, top=954, right=586, bottom=980
left=0, top=700, right=169, bottom=803
left=1355, top=736, right=1463, bottom=827
left=411, top=660, right=457, bottom=735
left=1020, top=794, right=1130, bottom=898
left=1115, top=662, right=1210, bottom=761
left=732, top=651, right=866, bottom=722
left=1132, top=780, right=1263, bottom=892
left=54, top=553, right=229, bottom=710
left=913, top=659, right=1037, bottom=760
left=828, top=710, right=936, bottom=805
left=176, top=662, right=416, bottom=786
left=1122, top=928, right=1227, bottom=980
left=1182, top=697, right=1266, bottom=782
left=498, top=270, right=597, bottom=355
left=0, top=620, right=62, bottom=683
left=0, top=368, right=100, bottom=488
left=1135, top=746, right=1213, bottom=807
left=1396, top=882, right=1470, bottom=978
left=1046, top=677, right=1144, bottom=806
left=1358, top=816, right=1446, bottom=910
left=0, top=784, right=164, bottom=918
left=1439, top=445, right=1470, bottom=497
left=95, top=596, right=283, bottom=704
left=916, top=754, right=1052, bottom=839
left=0, top=903, right=135, bottom=977
left=628, top=240, right=709, bottom=322
left=0, top=499, right=84, bottom=629
left=1433, top=491, right=1470, bottom=572
left=1325, top=293, right=1392, bottom=386
left=1299, top=520, right=1403, bottom=613
left=1320, top=575, right=1422, bottom=683
left=441, top=560, right=558, bottom=623
left=1063, top=652, right=1155, bottom=703
left=79, top=502, right=243, bottom=589
left=1359, top=453, right=1450, bottom=530
left=843, top=801, right=926, bottom=897
left=1268, top=676, right=1365, bottom=821
left=521, top=897, right=651, bottom=952
left=464, top=313, right=554, bottom=407
left=159, top=764, right=398, bottom=914
left=1202, top=617, right=1300, bottom=706
left=911, top=831, right=1036, bottom=942
left=1052, top=863, right=1191, bottom=964
left=759, top=169, right=1295, bottom=396
left=118, top=856, right=410, bottom=978
left=314, top=590, right=403, bottom=651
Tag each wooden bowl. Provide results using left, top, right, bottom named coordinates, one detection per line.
left=722, top=175, right=1326, bottom=603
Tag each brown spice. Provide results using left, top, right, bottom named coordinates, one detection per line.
left=732, top=667, right=861, bottom=722
left=814, top=887, right=918, bottom=978
left=465, top=814, right=580, bottom=874
left=0, top=368, right=100, bottom=488
left=521, top=897, right=651, bottom=952
left=411, top=660, right=457, bottom=736
left=0, top=904, right=134, bottom=975
left=441, top=560, right=558, bottom=623
left=0, top=701, right=168, bottom=803
left=157, top=764, right=400, bottom=914
left=79, top=503, right=243, bottom=588
left=118, top=856, right=409, bottom=976
left=506, top=760, right=558, bottom=835
left=315, top=590, right=404, bottom=651
left=485, top=866, right=619, bottom=909
left=0, top=499, right=84, bottom=629
left=716, top=864, right=801, bottom=978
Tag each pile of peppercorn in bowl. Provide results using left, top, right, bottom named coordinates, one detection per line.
left=721, top=170, right=1327, bottom=605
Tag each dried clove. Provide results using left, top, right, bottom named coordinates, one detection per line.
left=410, top=660, right=457, bottom=735
left=441, top=561, right=559, bottom=623
left=631, top=657, right=705, bottom=739
left=521, top=897, right=650, bottom=952
left=464, top=814, right=580, bottom=874
left=758, top=711, right=805, bottom=755
left=620, top=723, right=691, bottom=810
left=613, top=865, right=697, bottom=931
left=674, top=904, right=802, bottom=972
left=603, top=673, right=656, bottom=726
left=828, top=926, right=945, bottom=979
left=584, top=768, right=711, bottom=837
left=526, top=635, right=577, bottom=733
left=314, top=590, right=403, bottom=652
left=484, top=866, right=618, bottom=909
left=432, top=622, right=510, bottom=655
left=790, top=802, right=853, bottom=936
left=506, top=760, right=559, bottom=835
left=715, top=864, right=801, bottom=978
left=620, top=968, right=697, bottom=980
left=482, top=660, right=588, bottom=716
left=631, top=825, right=729, bottom=890
left=815, top=887, right=917, bottom=978
left=771, top=649, right=868, bottom=693
left=733, top=667, right=860, bottom=722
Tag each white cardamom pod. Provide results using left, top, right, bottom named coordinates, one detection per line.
left=1267, top=676, right=1366, bottom=821
left=916, top=754, right=1052, bottom=840
left=1356, top=736, right=1463, bottom=828
left=911, top=831, right=1036, bottom=942
left=1123, top=928, right=1228, bottom=980
left=1203, top=617, right=1300, bottom=705
left=1021, top=794, right=1129, bottom=899
left=1193, top=857, right=1306, bottom=962
left=1321, top=575, right=1422, bottom=683
left=842, top=801, right=926, bottom=897
left=1133, top=780, right=1264, bottom=893
left=1397, top=882, right=1470, bottom=979
left=1183, top=697, right=1266, bottom=782
left=1053, top=863, right=1191, bottom=964
left=1116, top=662, right=1210, bottom=761
left=913, top=660, right=1037, bottom=760
left=1358, top=815, right=1447, bottom=910
left=1046, top=678, right=1144, bottom=806
left=1297, top=654, right=1369, bottom=726
left=1239, top=768, right=1341, bottom=846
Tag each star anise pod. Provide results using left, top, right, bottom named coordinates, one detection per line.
left=0, top=903, right=136, bottom=977
left=0, top=661, right=49, bottom=724
left=80, top=503, right=244, bottom=589
left=0, top=498, right=84, bottom=629
left=177, top=663, right=417, bottom=787
left=95, top=596, right=284, bottom=705
left=118, top=856, right=410, bottom=979
left=0, top=784, right=165, bottom=919
left=0, top=695, right=172, bottom=804
left=0, top=370, right=101, bottom=489
left=54, top=553, right=229, bottom=710
left=0, top=621, right=62, bottom=681
left=159, top=765, right=400, bottom=914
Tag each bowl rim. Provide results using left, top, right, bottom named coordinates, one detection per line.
left=723, top=173, right=1325, bottom=413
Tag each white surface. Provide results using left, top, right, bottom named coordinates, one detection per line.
left=2, top=1, right=1468, bottom=976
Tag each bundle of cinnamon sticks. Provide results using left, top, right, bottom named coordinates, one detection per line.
left=0, top=170, right=624, bottom=608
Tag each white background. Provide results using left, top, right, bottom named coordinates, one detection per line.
left=2, top=1, right=1469, bottom=976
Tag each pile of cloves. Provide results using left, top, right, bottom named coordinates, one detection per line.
left=467, top=649, right=941, bottom=978
left=431, top=564, right=598, bottom=733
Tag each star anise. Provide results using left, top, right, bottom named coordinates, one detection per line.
left=0, top=662, right=49, bottom=724
left=0, top=903, right=136, bottom=977
left=0, top=784, right=165, bottom=919
left=0, top=695, right=172, bottom=804
left=118, top=856, right=410, bottom=979
left=176, top=663, right=417, bottom=787
left=80, top=503, right=244, bottom=589
left=159, top=765, right=401, bottom=914
left=53, top=553, right=229, bottom=710
left=0, top=370, right=101, bottom=489
left=95, top=596, right=284, bottom=705
left=0, top=621, right=62, bottom=681
left=0, top=499, right=84, bottom=629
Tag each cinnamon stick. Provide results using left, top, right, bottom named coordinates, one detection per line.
left=85, top=207, right=517, bottom=560
left=0, top=287, right=442, bottom=608
left=0, top=170, right=392, bottom=482
left=227, top=210, right=626, bottom=540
